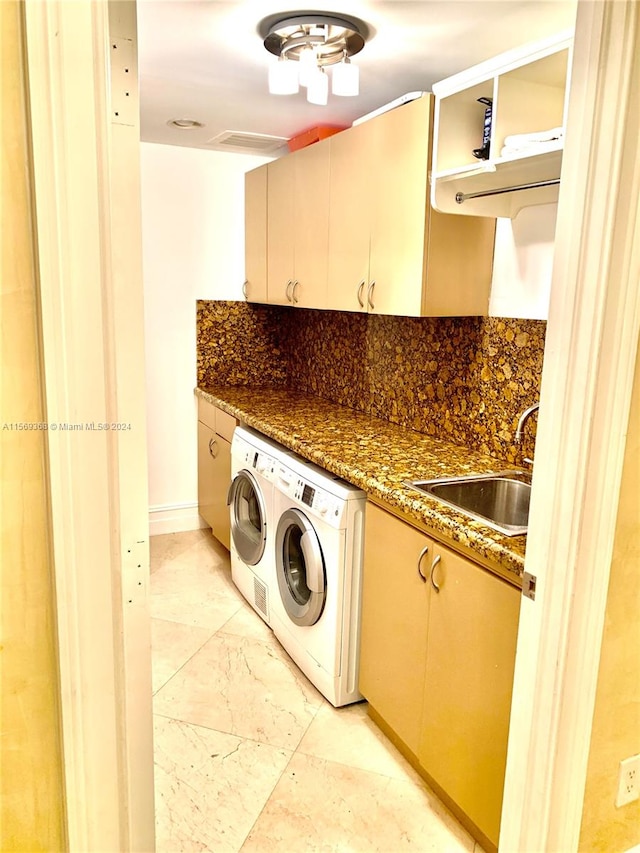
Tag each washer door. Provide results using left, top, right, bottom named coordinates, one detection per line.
left=227, top=469, right=267, bottom=566
left=275, top=508, right=326, bottom=627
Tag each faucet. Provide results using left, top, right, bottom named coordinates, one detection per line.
left=515, top=403, right=540, bottom=466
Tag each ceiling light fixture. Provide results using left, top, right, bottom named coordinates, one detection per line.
left=259, top=13, right=369, bottom=105
left=167, top=118, right=204, bottom=129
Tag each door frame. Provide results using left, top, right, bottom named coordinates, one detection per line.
left=500, top=1, right=640, bottom=850
left=23, top=0, right=640, bottom=850
left=24, top=1, right=155, bottom=850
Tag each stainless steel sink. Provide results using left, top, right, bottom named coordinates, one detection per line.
left=404, top=471, right=531, bottom=537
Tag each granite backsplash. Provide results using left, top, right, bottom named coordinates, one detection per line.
left=197, top=300, right=288, bottom=387
left=197, top=300, right=545, bottom=465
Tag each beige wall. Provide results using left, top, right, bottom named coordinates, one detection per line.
left=140, top=143, right=272, bottom=532
left=0, top=2, right=66, bottom=848
left=579, top=338, right=640, bottom=851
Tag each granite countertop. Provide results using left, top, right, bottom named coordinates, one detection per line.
left=197, top=385, right=527, bottom=584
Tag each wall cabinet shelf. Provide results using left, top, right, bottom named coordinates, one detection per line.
left=431, top=31, right=573, bottom=218
left=245, top=94, right=495, bottom=317
left=359, top=502, right=521, bottom=851
left=197, top=398, right=237, bottom=549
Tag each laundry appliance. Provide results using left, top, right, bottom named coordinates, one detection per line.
left=269, top=452, right=367, bottom=706
left=227, top=426, right=289, bottom=625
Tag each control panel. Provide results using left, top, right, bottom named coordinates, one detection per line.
left=294, top=476, right=341, bottom=522
left=233, top=437, right=277, bottom=483
left=253, top=450, right=277, bottom=480
left=275, top=464, right=344, bottom=525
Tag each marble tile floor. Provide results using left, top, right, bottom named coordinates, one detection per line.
left=150, top=528, right=485, bottom=853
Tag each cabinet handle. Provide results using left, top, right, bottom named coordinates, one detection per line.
left=367, top=280, right=376, bottom=310
left=429, top=554, right=442, bottom=593
left=285, top=280, right=293, bottom=302
left=417, top=545, right=429, bottom=582
left=242, top=280, right=248, bottom=299
left=356, top=279, right=366, bottom=308
left=208, top=437, right=218, bottom=459
left=292, top=280, right=300, bottom=304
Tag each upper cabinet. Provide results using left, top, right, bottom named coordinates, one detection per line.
left=244, top=164, right=268, bottom=303
left=267, top=142, right=330, bottom=309
left=327, top=119, right=374, bottom=313
left=246, top=152, right=330, bottom=309
left=328, top=95, right=496, bottom=317
left=431, top=31, right=573, bottom=218
left=265, top=154, right=295, bottom=306
left=343, top=95, right=495, bottom=317
left=245, top=94, right=495, bottom=316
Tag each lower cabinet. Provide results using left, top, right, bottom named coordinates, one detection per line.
left=197, top=399, right=237, bottom=549
left=359, top=502, right=521, bottom=851
left=359, top=503, right=435, bottom=755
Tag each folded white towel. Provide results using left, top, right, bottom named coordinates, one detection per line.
left=500, top=136, right=564, bottom=159
left=503, top=127, right=563, bottom=148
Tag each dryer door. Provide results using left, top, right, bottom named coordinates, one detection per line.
left=227, top=469, right=267, bottom=566
left=275, top=508, right=326, bottom=627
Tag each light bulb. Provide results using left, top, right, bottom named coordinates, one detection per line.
left=306, top=67, right=328, bottom=106
left=298, top=44, right=316, bottom=88
left=268, top=56, right=299, bottom=95
left=332, top=57, right=359, bottom=97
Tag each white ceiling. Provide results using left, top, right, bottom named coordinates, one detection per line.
left=137, top=0, right=577, bottom=154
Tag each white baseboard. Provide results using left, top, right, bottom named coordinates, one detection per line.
left=148, top=502, right=208, bottom=536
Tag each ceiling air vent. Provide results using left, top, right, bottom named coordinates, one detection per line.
left=205, top=130, right=288, bottom=155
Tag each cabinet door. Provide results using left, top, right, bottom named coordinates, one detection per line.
left=267, top=155, right=295, bottom=306
left=359, top=503, right=434, bottom=754
left=244, top=164, right=268, bottom=303
left=419, top=543, right=521, bottom=848
left=208, top=433, right=232, bottom=550
left=197, top=420, right=216, bottom=529
left=197, top=416, right=233, bottom=549
left=368, top=96, right=431, bottom=317
left=422, top=210, right=494, bottom=317
left=293, top=143, right=330, bottom=309
left=327, top=122, right=373, bottom=312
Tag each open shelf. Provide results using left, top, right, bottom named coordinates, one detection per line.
left=431, top=32, right=572, bottom=217
left=432, top=148, right=564, bottom=218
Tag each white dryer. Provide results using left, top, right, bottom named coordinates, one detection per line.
left=270, top=453, right=367, bottom=707
left=227, top=426, right=289, bottom=625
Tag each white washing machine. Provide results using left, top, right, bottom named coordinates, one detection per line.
left=227, top=426, right=290, bottom=625
left=269, top=453, right=367, bottom=707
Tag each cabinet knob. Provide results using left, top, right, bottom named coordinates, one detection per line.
left=292, top=280, right=300, bottom=304
left=367, top=281, right=376, bottom=310
left=429, top=554, right=442, bottom=592
left=208, top=437, right=218, bottom=459
left=242, top=280, right=248, bottom=299
left=285, top=280, right=293, bottom=302
left=356, top=280, right=365, bottom=308
left=417, top=545, right=429, bottom=582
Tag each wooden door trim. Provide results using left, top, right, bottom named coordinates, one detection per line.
left=500, top=3, right=640, bottom=850
left=24, top=1, right=155, bottom=849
